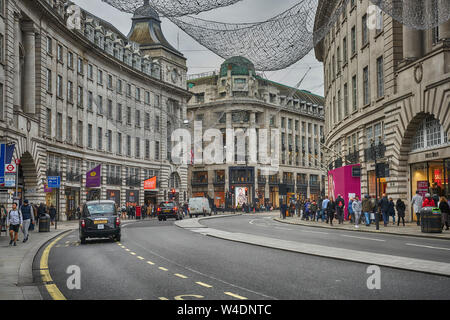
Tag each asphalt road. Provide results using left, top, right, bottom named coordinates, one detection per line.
left=202, top=215, right=450, bottom=263
left=34, top=216, right=450, bottom=300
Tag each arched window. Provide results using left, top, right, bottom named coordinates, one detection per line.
left=411, top=115, right=448, bottom=151
left=169, top=172, right=181, bottom=189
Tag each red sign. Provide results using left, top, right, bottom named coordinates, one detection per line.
left=144, top=177, right=157, bottom=190
left=15, top=159, right=21, bottom=165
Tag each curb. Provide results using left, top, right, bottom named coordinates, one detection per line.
left=19, top=227, right=77, bottom=300
left=273, top=218, right=450, bottom=240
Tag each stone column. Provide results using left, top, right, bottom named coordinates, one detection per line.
left=22, top=22, right=37, bottom=114
left=13, top=13, right=21, bottom=109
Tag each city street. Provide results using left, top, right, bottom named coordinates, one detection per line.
left=34, top=215, right=450, bottom=300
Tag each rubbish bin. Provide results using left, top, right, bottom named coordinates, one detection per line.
left=39, top=214, right=51, bottom=232
left=135, top=206, right=141, bottom=220
left=420, top=207, right=442, bottom=233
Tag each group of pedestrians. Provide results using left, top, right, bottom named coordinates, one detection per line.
left=2, top=200, right=57, bottom=247
left=280, top=191, right=450, bottom=231
left=120, top=203, right=156, bottom=220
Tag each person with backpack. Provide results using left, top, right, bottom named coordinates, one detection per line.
left=348, top=198, right=354, bottom=223
left=396, top=198, right=406, bottom=227
left=6, top=203, right=22, bottom=246
left=361, top=194, right=373, bottom=227
left=335, top=195, right=345, bottom=224
left=326, top=197, right=336, bottom=225
left=20, top=200, right=35, bottom=243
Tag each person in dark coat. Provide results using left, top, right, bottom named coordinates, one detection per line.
left=379, top=194, right=390, bottom=227
left=335, top=195, right=345, bottom=224
left=280, top=201, right=287, bottom=220
left=438, top=197, right=449, bottom=230
left=388, top=197, right=396, bottom=225
left=49, top=204, right=57, bottom=226
left=326, top=197, right=336, bottom=226
left=396, top=198, right=406, bottom=226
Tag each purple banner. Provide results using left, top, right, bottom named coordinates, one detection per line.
left=328, top=164, right=361, bottom=219
left=86, top=165, right=101, bottom=188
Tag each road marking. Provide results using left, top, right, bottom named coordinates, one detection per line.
left=130, top=252, right=136, bottom=255
left=40, top=234, right=67, bottom=300
left=196, top=281, right=213, bottom=288
left=341, top=234, right=385, bottom=242
left=405, top=243, right=450, bottom=251
left=65, top=244, right=69, bottom=247
left=159, top=297, right=169, bottom=300
left=174, top=273, right=188, bottom=279
left=65, top=241, right=70, bottom=244
left=147, top=261, right=155, bottom=265
left=300, top=230, right=329, bottom=235
left=55, top=245, right=60, bottom=248
left=125, top=248, right=130, bottom=251
left=159, top=267, right=169, bottom=271
left=137, top=256, right=145, bottom=260
left=224, top=292, right=247, bottom=300
left=274, top=227, right=292, bottom=231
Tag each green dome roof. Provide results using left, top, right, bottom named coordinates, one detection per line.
left=220, top=56, right=255, bottom=77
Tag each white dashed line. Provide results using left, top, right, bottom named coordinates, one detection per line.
left=341, top=235, right=385, bottom=242
left=405, top=243, right=450, bottom=251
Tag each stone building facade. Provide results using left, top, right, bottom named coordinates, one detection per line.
left=187, top=57, right=325, bottom=209
left=0, top=0, right=190, bottom=220
left=314, top=0, right=450, bottom=221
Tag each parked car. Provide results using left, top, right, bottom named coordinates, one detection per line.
left=79, top=200, right=121, bottom=244
left=188, top=197, right=212, bottom=218
left=156, top=202, right=183, bottom=221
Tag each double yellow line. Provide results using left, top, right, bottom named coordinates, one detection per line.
left=40, top=234, right=67, bottom=300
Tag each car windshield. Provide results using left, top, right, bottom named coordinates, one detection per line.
left=160, top=202, right=175, bottom=208
left=86, top=203, right=116, bottom=215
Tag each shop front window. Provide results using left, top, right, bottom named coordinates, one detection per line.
left=411, top=162, right=428, bottom=198
left=411, top=115, right=448, bottom=152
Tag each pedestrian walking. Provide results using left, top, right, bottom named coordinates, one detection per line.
left=49, top=204, right=57, bottom=225
left=348, top=198, right=354, bottom=223
left=304, top=199, right=311, bottom=221
left=438, top=196, right=449, bottom=230
left=335, top=194, right=345, bottom=224
left=352, top=196, right=362, bottom=228
left=388, top=197, right=396, bottom=225
left=6, top=203, right=22, bottom=246
left=280, top=202, right=287, bottom=220
left=396, top=198, right=406, bottom=226
left=432, top=194, right=440, bottom=208
left=422, top=193, right=436, bottom=207
left=411, top=191, right=423, bottom=226
left=310, top=200, right=318, bottom=221
left=121, top=204, right=127, bottom=220
left=379, top=194, right=390, bottom=227
left=321, top=196, right=330, bottom=223
left=20, top=200, right=35, bottom=243
left=361, top=194, right=373, bottom=227
left=326, top=197, right=336, bottom=225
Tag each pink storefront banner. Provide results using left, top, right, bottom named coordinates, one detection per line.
left=328, top=164, right=361, bottom=220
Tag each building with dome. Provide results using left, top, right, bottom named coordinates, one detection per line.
left=186, top=57, right=325, bottom=209
left=0, top=0, right=191, bottom=220
left=314, top=0, right=450, bottom=221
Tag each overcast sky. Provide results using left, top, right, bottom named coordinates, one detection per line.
left=72, top=0, right=324, bottom=96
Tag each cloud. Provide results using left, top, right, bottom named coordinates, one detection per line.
left=72, top=0, right=324, bottom=96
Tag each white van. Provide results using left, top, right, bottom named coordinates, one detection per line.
left=188, top=197, right=212, bottom=218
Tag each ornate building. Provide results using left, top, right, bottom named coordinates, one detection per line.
left=187, top=57, right=325, bottom=209
left=314, top=0, right=450, bottom=221
left=0, top=0, right=190, bottom=219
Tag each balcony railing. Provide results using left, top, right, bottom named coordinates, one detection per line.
left=269, top=177, right=280, bottom=185
left=107, top=176, right=122, bottom=186
left=230, top=177, right=253, bottom=184
left=364, top=143, right=386, bottom=162
left=46, top=168, right=61, bottom=177
left=310, top=182, right=320, bottom=190
left=192, top=179, right=208, bottom=186
left=66, top=171, right=81, bottom=183
left=257, top=176, right=266, bottom=184
left=284, top=179, right=295, bottom=185
left=346, top=151, right=360, bottom=165
left=126, top=177, right=141, bottom=187
left=213, top=177, right=225, bottom=185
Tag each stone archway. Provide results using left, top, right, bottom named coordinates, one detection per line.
left=18, top=151, right=41, bottom=205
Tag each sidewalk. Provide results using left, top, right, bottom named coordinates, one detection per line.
left=0, top=221, right=78, bottom=300
left=274, top=216, right=450, bottom=240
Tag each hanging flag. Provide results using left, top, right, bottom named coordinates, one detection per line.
left=86, top=165, right=101, bottom=188
left=144, top=176, right=157, bottom=190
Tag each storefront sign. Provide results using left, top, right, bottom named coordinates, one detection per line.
left=144, top=176, right=157, bottom=190
left=417, top=181, right=428, bottom=197
left=44, top=185, right=53, bottom=193
left=48, top=176, right=61, bottom=188
left=425, top=151, right=439, bottom=159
